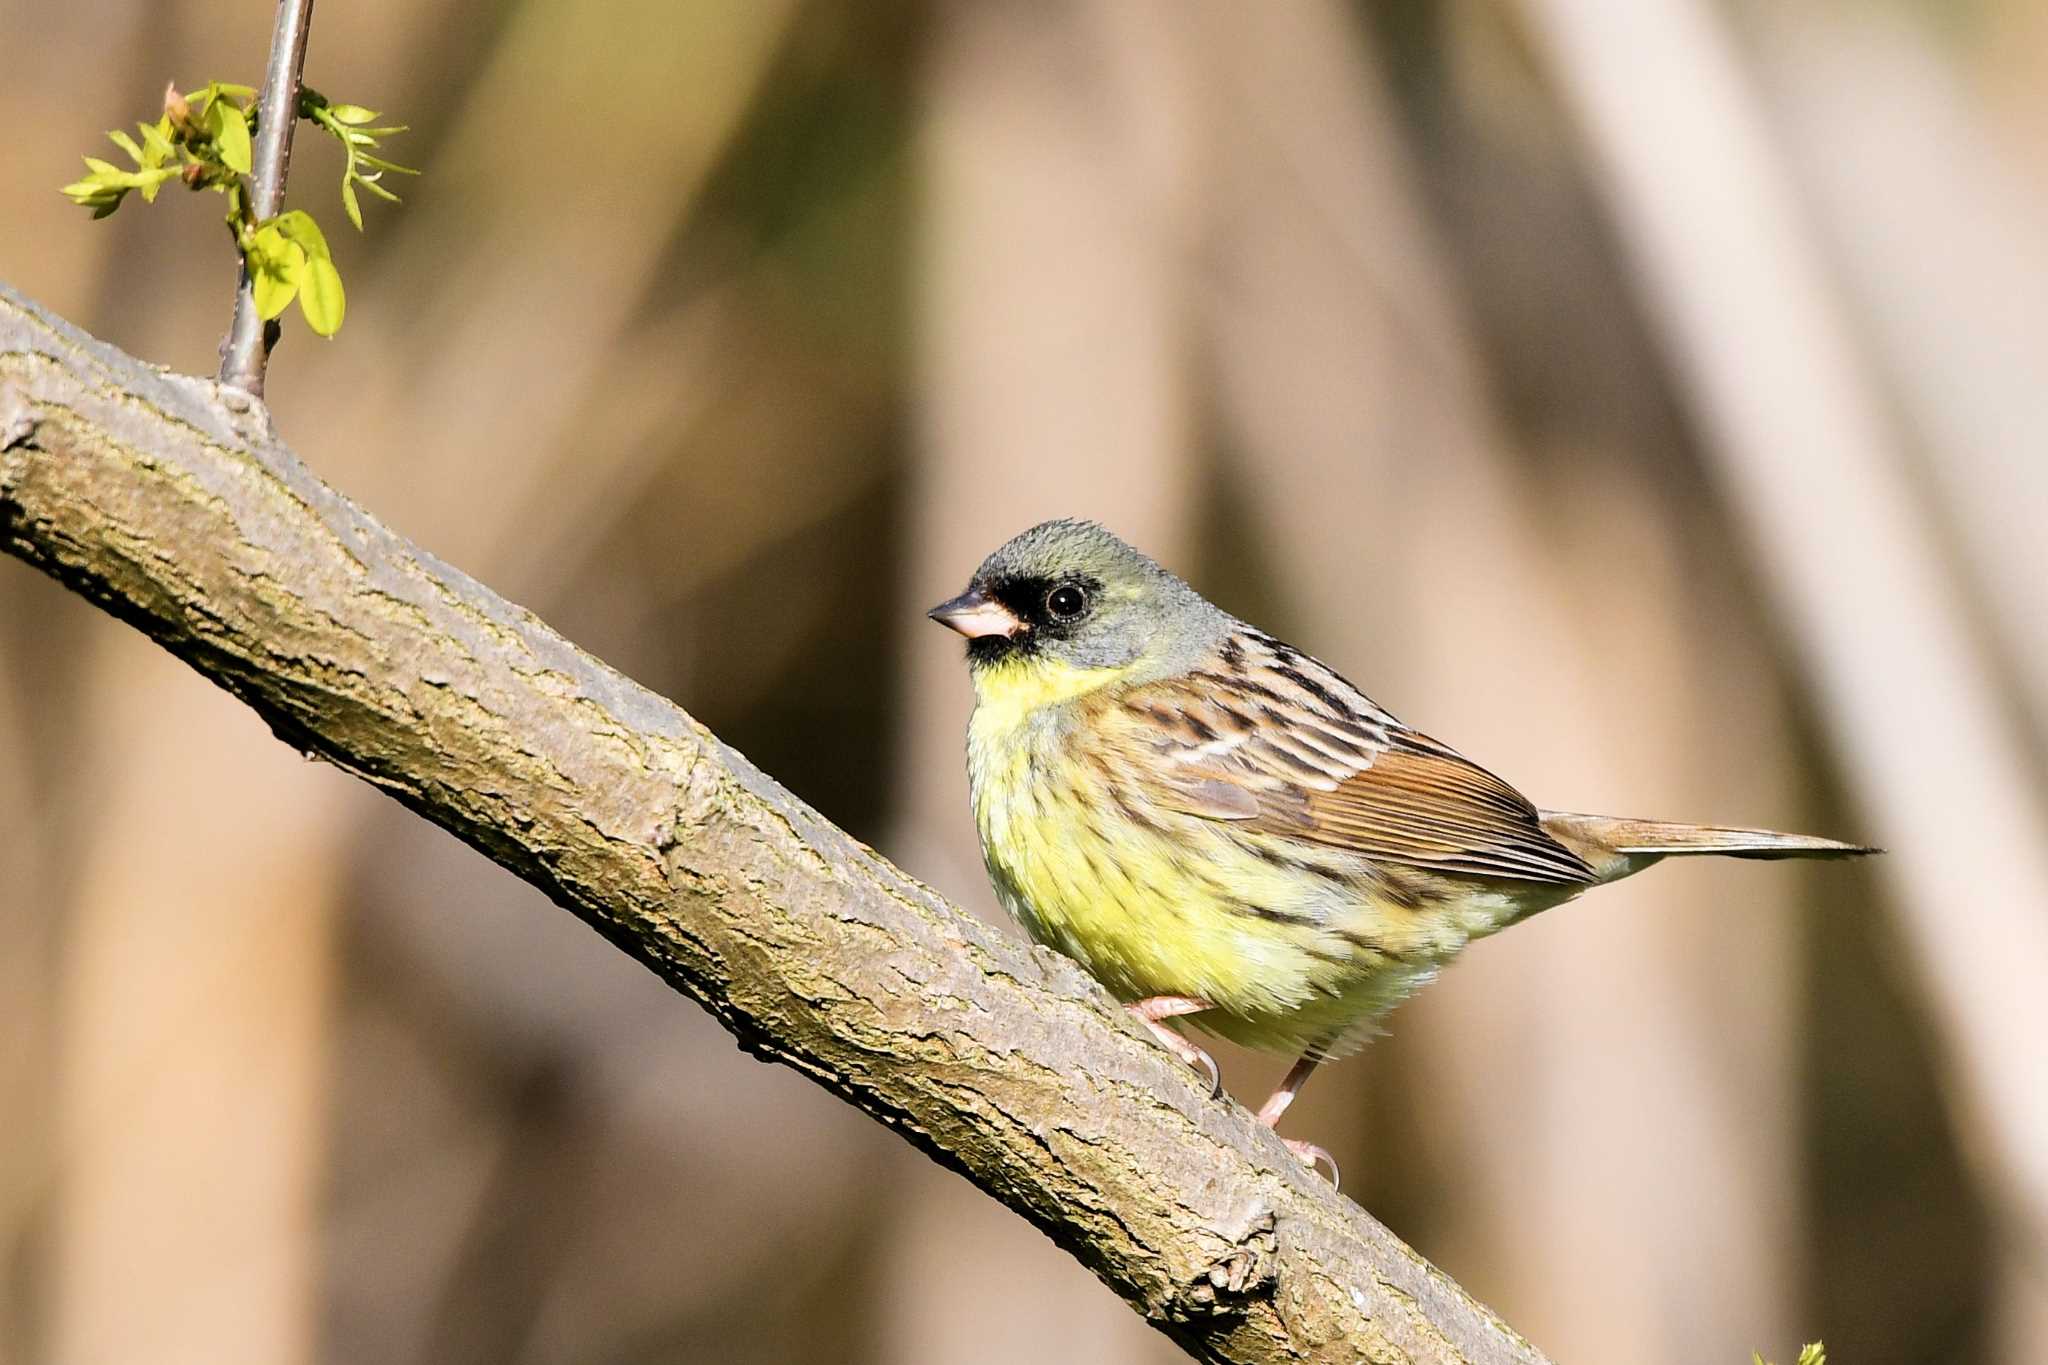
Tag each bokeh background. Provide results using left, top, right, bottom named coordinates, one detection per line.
left=4, top=1, right=2047, bottom=1362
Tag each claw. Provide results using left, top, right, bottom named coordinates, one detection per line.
left=1125, top=997, right=1224, bottom=1099
left=1282, top=1138, right=1340, bottom=1189
left=1139, top=1015, right=1223, bottom=1098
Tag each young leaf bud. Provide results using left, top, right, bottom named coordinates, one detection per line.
left=163, top=83, right=193, bottom=136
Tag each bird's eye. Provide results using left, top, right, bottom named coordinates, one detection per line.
left=1045, top=583, right=1088, bottom=621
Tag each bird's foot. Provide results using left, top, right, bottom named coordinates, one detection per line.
left=1124, top=997, right=1223, bottom=1098
left=1281, top=1139, right=1340, bottom=1189
left=1135, top=1016, right=1221, bottom=1098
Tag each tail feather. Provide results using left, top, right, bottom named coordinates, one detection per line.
left=1539, top=811, right=1879, bottom=883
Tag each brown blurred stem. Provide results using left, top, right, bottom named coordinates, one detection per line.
left=218, top=0, right=316, bottom=397
left=0, top=283, right=1548, bottom=1365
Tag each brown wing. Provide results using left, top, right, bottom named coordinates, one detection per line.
left=1112, top=630, right=1595, bottom=885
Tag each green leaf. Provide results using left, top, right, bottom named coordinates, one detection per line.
left=354, top=153, right=420, bottom=176
left=197, top=81, right=255, bottom=112
left=269, top=209, right=332, bottom=260
left=255, top=210, right=346, bottom=333
left=62, top=158, right=123, bottom=199
left=298, top=254, right=345, bottom=335
left=1754, top=1343, right=1825, bottom=1365
left=245, top=222, right=303, bottom=320
left=328, top=104, right=379, bottom=125
left=356, top=176, right=402, bottom=204
left=107, top=128, right=145, bottom=163
left=140, top=118, right=177, bottom=163
left=207, top=96, right=252, bottom=175
left=221, top=120, right=253, bottom=175
left=71, top=156, right=177, bottom=196
left=340, top=178, right=363, bottom=231
left=60, top=177, right=125, bottom=214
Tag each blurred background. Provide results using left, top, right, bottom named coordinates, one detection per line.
left=3, top=1, right=2046, bottom=1362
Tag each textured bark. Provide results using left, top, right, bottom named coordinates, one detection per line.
left=0, top=282, right=1549, bottom=1365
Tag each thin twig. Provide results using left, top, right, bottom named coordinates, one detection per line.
left=218, top=0, right=316, bottom=396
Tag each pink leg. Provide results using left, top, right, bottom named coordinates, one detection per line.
left=1256, top=1051, right=1339, bottom=1187
left=1125, top=996, right=1222, bottom=1098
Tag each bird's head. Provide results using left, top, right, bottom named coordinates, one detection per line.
left=928, top=520, right=1226, bottom=702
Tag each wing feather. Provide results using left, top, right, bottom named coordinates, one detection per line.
left=1111, top=631, right=1594, bottom=885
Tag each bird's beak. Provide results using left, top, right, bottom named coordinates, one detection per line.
left=927, top=588, right=1023, bottom=639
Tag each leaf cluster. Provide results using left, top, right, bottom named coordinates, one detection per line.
left=59, top=81, right=416, bottom=338
left=244, top=210, right=345, bottom=337
left=1752, top=1343, right=1826, bottom=1365
left=60, top=82, right=255, bottom=217
left=302, top=95, right=415, bottom=232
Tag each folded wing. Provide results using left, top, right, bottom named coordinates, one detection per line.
left=1113, top=631, right=1595, bottom=886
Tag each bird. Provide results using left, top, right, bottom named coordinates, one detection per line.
left=927, top=518, right=1876, bottom=1181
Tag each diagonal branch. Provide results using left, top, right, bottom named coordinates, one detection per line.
left=0, top=281, right=1547, bottom=1365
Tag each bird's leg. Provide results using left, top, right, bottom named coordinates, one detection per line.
left=1254, top=1051, right=1320, bottom=1126
left=1257, top=1051, right=1340, bottom=1187
left=1124, top=995, right=1222, bottom=1098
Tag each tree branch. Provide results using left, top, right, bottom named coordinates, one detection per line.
left=218, top=0, right=316, bottom=395
left=0, top=281, right=1548, bottom=1365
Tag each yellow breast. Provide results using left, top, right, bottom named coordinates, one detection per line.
left=959, top=652, right=1575, bottom=1054
left=964, top=656, right=1383, bottom=1033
